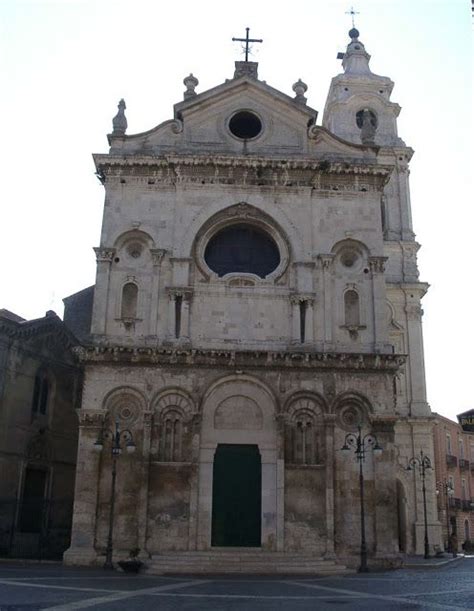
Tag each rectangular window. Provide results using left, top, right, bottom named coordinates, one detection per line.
left=459, top=439, right=464, bottom=460
left=446, top=434, right=452, bottom=454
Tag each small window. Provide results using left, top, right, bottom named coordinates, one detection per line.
left=459, top=440, right=464, bottom=460
left=344, top=290, right=360, bottom=326
left=204, top=224, right=280, bottom=278
left=121, top=283, right=138, bottom=319
left=228, top=111, right=262, bottom=139
left=31, top=371, right=49, bottom=416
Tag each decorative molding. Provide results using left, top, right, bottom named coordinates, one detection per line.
left=404, top=304, right=423, bottom=321
left=74, top=345, right=406, bottom=373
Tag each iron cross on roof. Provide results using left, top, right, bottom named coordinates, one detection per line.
left=232, top=27, right=263, bottom=62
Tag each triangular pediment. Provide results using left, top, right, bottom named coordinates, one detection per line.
left=106, top=73, right=378, bottom=163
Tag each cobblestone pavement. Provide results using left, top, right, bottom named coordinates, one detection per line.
left=0, top=557, right=472, bottom=610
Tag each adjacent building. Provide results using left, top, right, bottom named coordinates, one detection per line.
left=433, top=410, right=474, bottom=552
left=0, top=309, right=82, bottom=559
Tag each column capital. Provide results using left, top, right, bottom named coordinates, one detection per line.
left=93, top=246, right=116, bottom=263
left=167, top=286, right=194, bottom=302
left=150, top=248, right=166, bottom=266
left=78, top=410, right=105, bottom=427
left=368, top=256, right=388, bottom=274
left=290, top=293, right=316, bottom=306
left=318, top=254, right=336, bottom=269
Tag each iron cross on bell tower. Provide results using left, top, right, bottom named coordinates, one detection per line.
left=232, top=27, right=263, bottom=62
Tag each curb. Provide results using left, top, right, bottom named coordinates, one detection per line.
left=403, top=554, right=465, bottom=569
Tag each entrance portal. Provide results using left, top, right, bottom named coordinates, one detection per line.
left=211, top=444, right=261, bottom=547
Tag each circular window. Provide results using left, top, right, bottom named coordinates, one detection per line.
left=204, top=224, right=280, bottom=278
left=228, top=111, right=262, bottom=140
left=340, top=249, right=359, bottom=268
left=356, top=109, right=377, bottom=130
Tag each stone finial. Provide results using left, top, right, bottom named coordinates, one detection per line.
left=112, top=99, right=127, bottom=136
left=292, top=79, right=308, bottom=105
left=234, top=61, right=258, bottom=79
left=360, top=108, right=376, bottom=145
left=341, top=28, right=372, bottom=76
left=183, top=73, right=199, bottom=100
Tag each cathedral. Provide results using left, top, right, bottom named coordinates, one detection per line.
left=64, top=27, right=441, bottom=572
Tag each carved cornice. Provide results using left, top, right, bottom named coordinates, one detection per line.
left=74, top=345, right=405, bottom=373
left=93, top=154, right=392, bottom=192
left=94, top=247, right=116, bottom=263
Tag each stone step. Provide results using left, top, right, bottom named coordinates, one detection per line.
left=145, top=551, right=352, bottom=576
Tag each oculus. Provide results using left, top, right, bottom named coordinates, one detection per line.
left=204, top=224, right=280, bottom=278
left=228, top=111, right=262, bottom=139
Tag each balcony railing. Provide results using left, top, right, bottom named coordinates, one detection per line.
left=449, top=497, right=462, bottom=509
left=461, top=499, right=473, bottom=511
left=446, top=454, right=458, bottom=468
left=459, top=459, right=470, bottom=470
left=470, top=462, right=474, bottom=473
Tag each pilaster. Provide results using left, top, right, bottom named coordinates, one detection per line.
left=91, top=248, right=115, bottom=335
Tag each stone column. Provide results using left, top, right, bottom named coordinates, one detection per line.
left=63, top=411, right=104, bottom=566
left=276, top=413, right=286, bottom=551
left=289, top=294, right=315, bottom=345
left=323, top=414, right=336, bottom=558
left=166, top=288, right=193, bottom=343
left=137, top=411, right=152, bottom=558
left=371, top=415, right=399, bottom=560
left=180, top=289, right=193, bottom=343
left=188, top=412, right=202, bottom=550
left=397, top=165, right=416, bottom=241
left=369, top=256, right=388, bottom=351
left=290, top=296, right=301, bottom=344
left=91, top=248, right=115, bottom=335
left=149, top=249, right=166, bottom=337
left=319, top=255, right=335, bottom=348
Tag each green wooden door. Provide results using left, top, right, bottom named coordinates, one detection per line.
left=211, top=444, right=261, bottom=547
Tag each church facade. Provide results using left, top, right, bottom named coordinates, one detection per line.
left=65, top=29, right=441, bottom=571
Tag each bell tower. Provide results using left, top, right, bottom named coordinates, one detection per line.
left=322, top=28, right=404, bottom=147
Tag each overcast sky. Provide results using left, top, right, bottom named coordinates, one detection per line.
left=1, top=0, right=472, bottom=422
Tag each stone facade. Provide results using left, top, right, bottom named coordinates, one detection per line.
left=0, top=309, right=81, bottom=558
left=65, top=29, right=441, bottom=570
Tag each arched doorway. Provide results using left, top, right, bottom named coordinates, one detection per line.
left=198, top=376, right=278, bottom=550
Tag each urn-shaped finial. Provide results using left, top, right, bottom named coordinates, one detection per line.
left=112, top=99, right=127, bottom=136
left=292, top=79, right=308, bottom=105
left=183, top=73, right=199, bottom=100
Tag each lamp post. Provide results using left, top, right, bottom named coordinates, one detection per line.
left=436, top=480, right=454, bottom=555
left=94, top=419, right=136, bottom=569
left=341, top=425, right=383, bottom=573
left=407, top=450, right=432, bottom=559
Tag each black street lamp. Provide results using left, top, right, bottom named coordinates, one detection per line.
left=407, top=450, right=432, bottom=559
left=94, top=419, right=136, bottom=569
left=436, top=479, right=454, bottom=555
left=341, top=425, right=383, bottom=573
